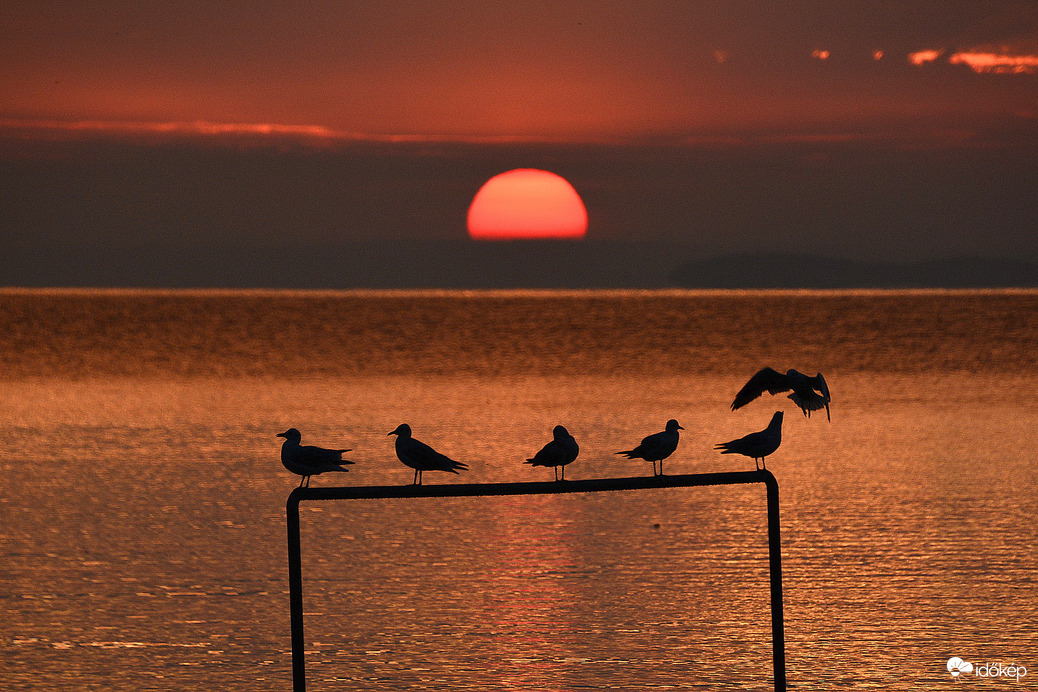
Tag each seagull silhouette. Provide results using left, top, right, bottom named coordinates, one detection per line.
left=616, top=419, right=683, bottom=476
left=731, top=367, right=831, bottom=421
left=277, top=428, right=354, bottom=488
left=388, top=423, right=468, bottom=485
left=525, top=425, right=579, bottom=481
left=715, top=411, right=783, bottom=470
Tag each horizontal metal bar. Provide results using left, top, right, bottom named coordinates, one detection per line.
left=288, top=469, right=773, bottom=505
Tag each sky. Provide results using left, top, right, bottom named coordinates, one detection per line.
left=2, top=1, right=1036, bottom=288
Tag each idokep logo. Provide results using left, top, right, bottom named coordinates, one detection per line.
left=948, top=657, right=974, bottom=678
left=948, top=656, right=1028, bottom=682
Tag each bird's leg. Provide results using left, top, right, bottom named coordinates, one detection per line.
left=659, top=460, right=664, bottom=476
left=298, top=476, right=305, bottom=488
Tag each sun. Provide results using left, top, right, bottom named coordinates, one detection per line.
left=467, top=169, right=588, bottom=240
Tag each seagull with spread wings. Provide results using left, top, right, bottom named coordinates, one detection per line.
left=731, top=367, right=831, bottom=421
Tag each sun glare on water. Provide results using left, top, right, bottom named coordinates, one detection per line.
left=467, top=169, right=588, bottom=240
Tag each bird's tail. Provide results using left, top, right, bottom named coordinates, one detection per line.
left=789, top=392, right=827, bottom=414
left=714, top=443, right=735, bottom=454
left=615, top=450, right=635, bottom=458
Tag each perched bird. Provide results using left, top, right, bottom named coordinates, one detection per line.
left=277, top=428, right=354, bottom=488
left=715, top=411, right=784, bottom=470
left=388, top=423, right=468, bottom=485
left=616, top=419, right=684, bottom=476
left=525, top=425, right=579, bottom=481
left=731, top=367, right=831, bottom=421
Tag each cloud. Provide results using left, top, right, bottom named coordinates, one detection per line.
left=0, top=118, right=581, bottom=146
left=3, top=2, right=1036, bottom=140
left=949, top=51, right=1038, bottom=74
left=909, top=50, right=944, bottom=65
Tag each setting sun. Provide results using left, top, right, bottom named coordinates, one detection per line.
left=467, top=169, right=588, bottom=240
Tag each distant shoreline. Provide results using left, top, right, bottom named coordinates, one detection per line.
left=2, top=243, right=1034, bottom=290
left=668, top=253, right=1038, bottom=289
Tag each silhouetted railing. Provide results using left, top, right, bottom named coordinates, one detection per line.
left=286, top=470, right=787, bottom=691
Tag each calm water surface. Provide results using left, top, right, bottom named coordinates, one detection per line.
left=0, top=289, right=1035, bottom=690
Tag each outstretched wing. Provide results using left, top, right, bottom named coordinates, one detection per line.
left=812, top=372, right=831, bottom=421
left=814, top=372, right=831, bottom=403
left=731, top=367, right=790, bottom=410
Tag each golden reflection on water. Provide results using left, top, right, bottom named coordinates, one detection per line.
left=0, top=290, right=1035, bottom=690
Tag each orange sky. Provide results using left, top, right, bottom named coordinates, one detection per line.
left=1, top=2, right=1036, bottom=288
left=2, top=1, right=1036, bottom=141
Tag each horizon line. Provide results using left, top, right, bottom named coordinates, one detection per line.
left=1, top=286, right=1033, bottom=299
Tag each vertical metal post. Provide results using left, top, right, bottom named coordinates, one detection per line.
left=286, top=472, right=787, bottom=691
left=764, top=471, right=787, bottom=692
left=287, top=489, right=306, bottom=692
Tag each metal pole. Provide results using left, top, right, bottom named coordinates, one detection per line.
left=285, top=471, right=787, bottom=691
left=287, top=489, right=306, bottom=692
left=764, top=471, right=787, bottom=692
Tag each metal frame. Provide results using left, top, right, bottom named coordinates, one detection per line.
left=287, top=470, right=787, bottom=691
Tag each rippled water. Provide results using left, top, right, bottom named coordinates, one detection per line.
left=0, top=289, right=1035, bottom=690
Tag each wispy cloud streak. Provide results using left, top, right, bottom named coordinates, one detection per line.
left=949, top=52, right=1038, bottom=74
left=0, top=118, right=599, bottom=145
left=908, top=48, right=1038, bottom=74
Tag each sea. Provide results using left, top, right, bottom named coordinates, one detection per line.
left=1, top=288, right=1035, bottom=691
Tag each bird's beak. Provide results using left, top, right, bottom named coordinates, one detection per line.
left=276, top=431, right=287, bottom=438
left=678, top=425, right=685, bottom=430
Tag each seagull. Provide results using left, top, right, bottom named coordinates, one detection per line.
left=731, top=367, right=831, bottom=421
left=277, top=428, right=354, bottom=488
left=388, top=423, right=468, bottom=485
left=525, top=425, right=579, bottom=481
left=616, top=419, right=683, bottom=476
left=715, top=411, right=783, bottom=470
